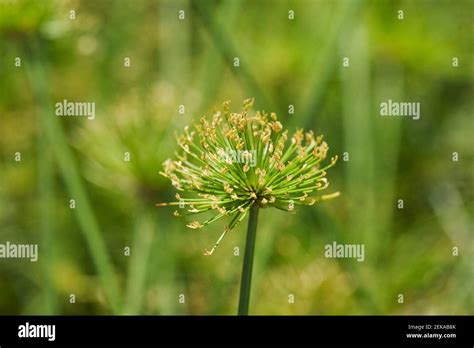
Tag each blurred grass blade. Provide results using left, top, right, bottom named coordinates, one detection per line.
left=123, top=209, right=154, bottom=314
left=301, top=0, right=363, bottom=128
left=38, top=94, right=57, bottom=314
left=192, top=1, right=273, bottom=109
left=340, top=22, right=381, bottom=312
left=197, top=0, right=242, bottom=110
left=27, top=45, right=121, bottom=313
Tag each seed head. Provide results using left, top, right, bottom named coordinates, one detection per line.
left=157, top=99, right=339, bottom=255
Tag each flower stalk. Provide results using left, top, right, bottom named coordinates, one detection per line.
left=157, top=98, right=339, bottom=315
left=238, top=203, right=259, bottom=315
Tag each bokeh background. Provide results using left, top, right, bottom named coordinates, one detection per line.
left=0, top=0, right=473, bottom=315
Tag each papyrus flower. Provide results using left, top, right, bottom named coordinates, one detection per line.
left=157, top=98, right=339, bottom=256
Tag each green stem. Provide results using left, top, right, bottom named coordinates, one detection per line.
left=238, top=204, right=260, bottom=315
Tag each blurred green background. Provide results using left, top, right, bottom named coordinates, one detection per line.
left=0, top=0, right=473, bottom=315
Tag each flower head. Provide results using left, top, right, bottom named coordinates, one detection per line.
left=157, top=99, right=339, bottom=255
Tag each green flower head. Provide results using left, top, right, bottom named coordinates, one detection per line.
left=157, top=99, right=339, bottom=255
